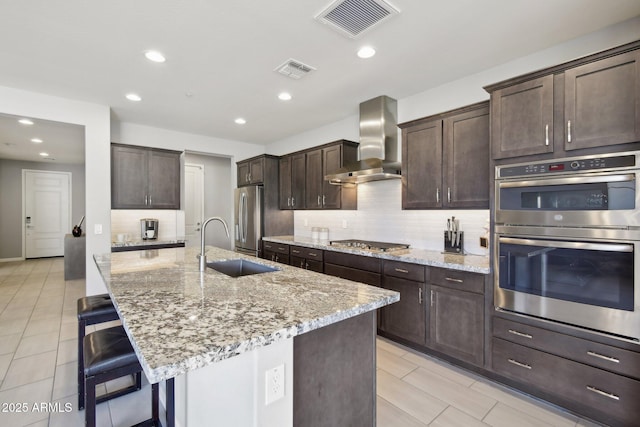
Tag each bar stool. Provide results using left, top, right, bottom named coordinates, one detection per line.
left=77, top=294, right=139, bottom=409
left=83, top=325, right=159, bottom=427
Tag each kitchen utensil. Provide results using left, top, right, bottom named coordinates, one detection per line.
left=72, top=215, right=85, bottom=237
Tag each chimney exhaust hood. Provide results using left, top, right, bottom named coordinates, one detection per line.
left=324, top=95, right=400, bottom=184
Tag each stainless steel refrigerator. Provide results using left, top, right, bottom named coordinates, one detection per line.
left=234, top=186, right=263, bottom=256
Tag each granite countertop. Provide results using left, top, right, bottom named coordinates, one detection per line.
left=111, top=239, right=186, bottom=248
left=262, top=236, right=490, bottom=274
left=93, top=246, right=399, bottom=383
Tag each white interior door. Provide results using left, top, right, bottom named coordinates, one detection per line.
left=24, top=170, right=71, bottom=258
left=184, top=163, right=204, bottom=247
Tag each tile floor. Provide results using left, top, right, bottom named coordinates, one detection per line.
left=0, top=258, right=603, bottom=427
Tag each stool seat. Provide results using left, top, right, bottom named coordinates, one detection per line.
left=78, top=294, right=117, bottom=320
left=84, top=326, right=140, bottom=376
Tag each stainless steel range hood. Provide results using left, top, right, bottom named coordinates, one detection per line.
left=325, top=95, right=400, bottom=184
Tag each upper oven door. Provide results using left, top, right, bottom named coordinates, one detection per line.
left=495, top=171, right=637, bottom=227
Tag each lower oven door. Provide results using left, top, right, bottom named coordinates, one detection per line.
left=495, top=227, right=639, bottom=341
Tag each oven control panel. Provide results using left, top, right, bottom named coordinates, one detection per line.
left=498, top=154, right=636, bottom=178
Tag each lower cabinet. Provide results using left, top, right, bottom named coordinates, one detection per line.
left=290, top=245, right=323, bottom=273
left=262, top=241, right=290, bottom=264
left=381, top=276, right=427, bottom=346
left=492, top=316, right=640, bottom=426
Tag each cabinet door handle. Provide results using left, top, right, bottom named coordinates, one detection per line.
left=287, top=197, right=291, bottom=207
left=322, top=195, right=325, bottom=206
left=291, top=197, right=295, bottom=206
left=275, top=255, right=279, bottom=262
left=587, top=351, right=620, bottom=364
left=292, top=249, right=300, bottom=254
left=430, top=289, right=434, bottom=307
left=586, top=386, right=619, bottom=401
left=418, top=287, right=423, bottom=305
left=447, top=187, right=451, bottom=203
left=305, top=261, right=309, bottom=269
left=567, top=120, right=572, bottom=143
left=436, top=188, right=440, bottom=203
left=300, top=260, right=305, bottom=268
left=445, top=277, right=463, bottom=283
left=248, top=173, right=252, bottom=182
left=508, top=329, right=533, bottom=339
left=277, top=247, right=285, bottom=251
left=507, top=358, right=532, bottom=370
left=271, top=253, right=275, bottom=261
left=308, top=253, right=317, bottom=257
left=545, top=124, right=549, bottom=146
left=317, top=195, right=321, bottom=206
left=394, top=268, right=409, bottom=274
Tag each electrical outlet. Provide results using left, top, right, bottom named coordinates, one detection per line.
left=265, top=364, right=285, bottom=405
left=94, top=224, right=103, bottom=235
left=304, top=218, right=308, bottom=226
left=342, top=219, right=348, bottom=229
left=479, top=237, right=488, bottom=248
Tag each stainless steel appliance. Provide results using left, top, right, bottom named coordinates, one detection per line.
left=494, top=151, right=640, bottom=342
left=329, top=239, right=410, bottom=253
left=234, top=186, right=263, bottom=257
left=140, top=218, right=159, bottom=240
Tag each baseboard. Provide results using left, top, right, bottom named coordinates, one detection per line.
left=0, top=257, right=25, bottom=263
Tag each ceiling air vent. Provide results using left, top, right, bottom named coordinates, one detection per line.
left=275, top=58, right=316, bottom=80
left=315, top=0, right=399, bottom=39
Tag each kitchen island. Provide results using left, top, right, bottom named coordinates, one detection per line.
left=93, top=246, right=399, bottom=427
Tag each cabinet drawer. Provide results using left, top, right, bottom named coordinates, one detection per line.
left=493, top=338, right=640, bottom=426
left=324, top=251, right=381, bottom=273
left=290, top=245, right=323, bottom=261
left=263, top=242, right=289, bottom=255
left=494, top=317, right=640, bottom=379
left=324, top=263, right=381, bottom=287
left=383, top=260, right=425, bottom=282
left=430, top=267, right=484, bottom=294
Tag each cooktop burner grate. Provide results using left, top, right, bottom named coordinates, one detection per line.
left=329, top=239, right=410, bottom=252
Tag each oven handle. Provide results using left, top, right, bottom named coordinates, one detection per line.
left=499, top=237, right=633, bottom=253
left=498, top=173, right=635, bottom=188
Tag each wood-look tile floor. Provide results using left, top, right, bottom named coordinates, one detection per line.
left=0, top=258, right=604, bottom=427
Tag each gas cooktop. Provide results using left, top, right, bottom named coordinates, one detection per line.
left=329, top=239, right=410, bottom=253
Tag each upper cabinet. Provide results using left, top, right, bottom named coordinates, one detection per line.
left=278, top=140, right=358, bottom=210
left=486, top=41, right=640, bottom=160
left=399, top=102, right=490, bottom=209
left=111, top=143, right=181, bottom=210
left=237, top=156, right=265, bottom=186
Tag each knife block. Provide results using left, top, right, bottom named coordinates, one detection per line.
left=444, top=231, right=464, bottom=254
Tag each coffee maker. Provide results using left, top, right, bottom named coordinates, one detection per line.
left=140, top=218, right=159, bottom=240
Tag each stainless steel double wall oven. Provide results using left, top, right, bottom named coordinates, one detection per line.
left=494, top=151, right=639, bottom=341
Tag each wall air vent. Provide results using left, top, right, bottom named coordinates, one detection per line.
left=315, top=0, right=399, bottom=39
left=275, top=58, right=316, bottom=80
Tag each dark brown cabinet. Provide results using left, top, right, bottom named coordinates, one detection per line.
left=492, top=316, right=640, bottom=426
left=429, top=267, right=485, bottom=366
left=564, top=50, right=640, bottom=151
left=490, top=76, right=554, bottom=159
left=111, top=143, right=181, bottom=209
left=399, top=102, right=489, bottom=209
left=305, top=141, right=358, bottom=210
left=381, top=261, right=427, bottom=346
left=262, top=241, right=290, bottom=265
left=290, top=245, right=323, bottom=273
left=486, top=41, right=640, bottom=160
left=279, top=154, right=305, bottom=209
left=237, top=156, right=264, bottom=186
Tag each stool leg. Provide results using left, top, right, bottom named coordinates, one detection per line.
left=167, top=378, right=175, bottom=427
left=152, top=382, right=159, bottom=425
left=85, top=375, right=96, bottom=427
left=78, top=319, right=86, bottom=410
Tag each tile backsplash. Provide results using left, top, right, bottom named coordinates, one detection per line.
left=111, top=210, right=185, bottom=243
left=294, top=180, right=490, bottom=256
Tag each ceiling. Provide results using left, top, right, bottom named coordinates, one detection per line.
left=0, top=0, right=639, bottom=164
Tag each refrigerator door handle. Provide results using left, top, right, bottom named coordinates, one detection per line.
left=242, top=192, right=248, bottom=243
left=237, top=193, right=244, bottom=242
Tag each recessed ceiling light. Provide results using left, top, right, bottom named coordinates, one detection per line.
left=39, top=152, right=49, bottom=157
left=278, top=92, right=292, bottom=101
left=31, top=138, right=43, bottom=143
left=357, top=46, right=376, bottom=59
left=18, top=118, right=34, bottom=125
left=235, top=118, right=246, bottom=125
left=144, top=50, right=166, bottom=63
left=126, top=93, right=142, bottom=102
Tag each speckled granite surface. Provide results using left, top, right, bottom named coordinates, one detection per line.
left=94, top=246, right=399, bottom=383
left=263, top=236, right=490, bottom=274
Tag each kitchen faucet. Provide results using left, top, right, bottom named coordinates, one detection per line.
left=198, top=217, right=230, bottom=271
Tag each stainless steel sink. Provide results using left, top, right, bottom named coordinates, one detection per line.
left=206, top=259, right=279, bottom=277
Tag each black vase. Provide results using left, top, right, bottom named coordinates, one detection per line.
left=72, top=226, right=82, bottom=237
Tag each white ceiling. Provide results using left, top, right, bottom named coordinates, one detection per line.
left=0, top=0, right=639, bottom=164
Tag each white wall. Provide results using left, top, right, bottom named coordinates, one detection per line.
left=0, top=85, right=110, bottom=295
left=266, top=16, right=640, bottom=255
